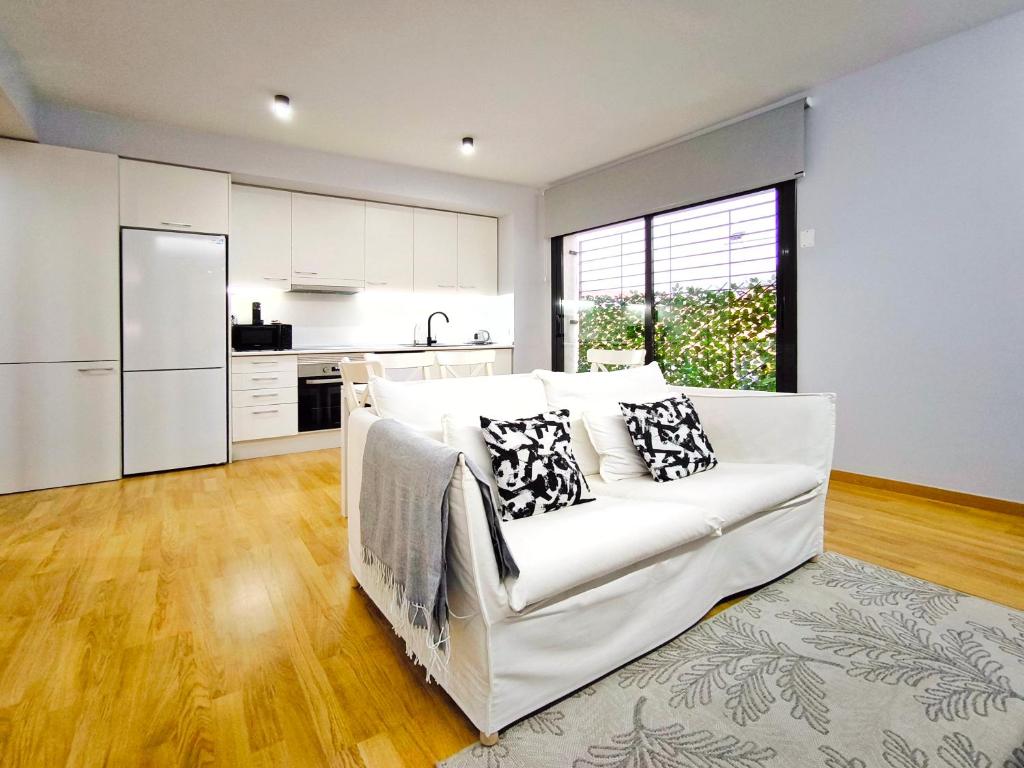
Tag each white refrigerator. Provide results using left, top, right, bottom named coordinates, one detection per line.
left=122, top=229, right=228, bottom=474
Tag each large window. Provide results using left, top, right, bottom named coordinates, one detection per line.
left=553, top=182, right=796, bottom=391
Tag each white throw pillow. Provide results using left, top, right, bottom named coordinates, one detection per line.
left=582, top=406, right=649, bottom=482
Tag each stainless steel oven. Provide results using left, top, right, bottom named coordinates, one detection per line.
left=297, top=359, right=343, bottom=432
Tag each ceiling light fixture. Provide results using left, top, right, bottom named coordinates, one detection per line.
left=461, top=136, right=475, bottom=156
left=272, top=94, right=293, bottom=121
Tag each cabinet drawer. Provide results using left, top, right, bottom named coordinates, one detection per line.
left=231, top=370, right=296, bottom=390
left=232, top=386, right=297, bottom=407
left=231, top=355, right=298, bottom=374
left=232, top=403, right=298, bottom=441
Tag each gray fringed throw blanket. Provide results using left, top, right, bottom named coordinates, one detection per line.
left=359, top=418, right=518, bottom=673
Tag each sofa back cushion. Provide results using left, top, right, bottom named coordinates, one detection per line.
left=534, top=362, right=668, bottom=405
left=369, top=373, right=548, bottom=437
left=534, top=363, right=671, bottom=476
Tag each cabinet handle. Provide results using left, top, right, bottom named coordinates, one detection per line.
left=251, top=393, right=280, bottom=398
left=77, top=366, right=115, bottom=372
left=460, top=284, right=477, bottom=289
left=263, top=277, right=288, bottom=281
left=251, top=409, right=280, bottom=415
left=251, top=376, right=279, bottom=381
left=294, top=271, right=319, bottom=275
left=161, top=221, right=192, bottom=228
left=437, top=283, right=455, bottom=288
left=367, top=280, right=388, bottom=286
left=250, top=361, right=277, bottom=365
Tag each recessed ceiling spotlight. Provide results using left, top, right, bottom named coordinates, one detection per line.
left=461, top=136, right=475, bottom=156
left=272, top=94, right=293, bottom=121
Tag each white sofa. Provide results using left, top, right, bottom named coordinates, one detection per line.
left=344, top=365, right=836, bottom=740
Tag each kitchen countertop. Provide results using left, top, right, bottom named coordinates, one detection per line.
left=231, top=343, right=513, bottom=357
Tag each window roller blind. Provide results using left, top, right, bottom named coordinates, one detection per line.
left=544, top=100, right=805, bottom=238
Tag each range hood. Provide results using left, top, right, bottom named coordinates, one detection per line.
left=289, top=280, right=364, bottom=295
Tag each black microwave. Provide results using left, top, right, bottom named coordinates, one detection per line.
left=232, top=323, right=292, bottom=351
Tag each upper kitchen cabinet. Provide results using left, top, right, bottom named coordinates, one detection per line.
left=413, top=208, right=458, bottom=293
left=0, top=140, right=119, bottom=363
left=230, top=185, right=291, bottom=287
left=291, top=193, right=365, bottom=290
left=364, top=202, right=414, bottom=292
left=457, top=214, right=498, bottom=295
left=119, top=159, right=230, bottom=234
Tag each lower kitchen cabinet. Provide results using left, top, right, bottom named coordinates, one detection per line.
left=230, top=355, right=299, bottom=441
left=232, top=403, right=299, bottom=442
left=0, top=361, right=121, bottom=494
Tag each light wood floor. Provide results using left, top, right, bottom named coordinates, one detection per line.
left=1, top=449, right=1021, bottom=767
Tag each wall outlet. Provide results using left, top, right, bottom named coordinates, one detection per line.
left=799, top=228, right=816, bottom=248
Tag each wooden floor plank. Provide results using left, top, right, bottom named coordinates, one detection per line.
left=0, top=449, right=1021, bottom=766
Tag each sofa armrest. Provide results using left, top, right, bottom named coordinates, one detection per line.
left=673, top=387, right=837, bottom=479
left=344, top=409, right=508, bottom=621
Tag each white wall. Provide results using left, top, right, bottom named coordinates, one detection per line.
left=229, top=287, right=513, bottom=349
left=799, top=11, right=1024, bottom=502
left=35, top=102, right=547, bottom=369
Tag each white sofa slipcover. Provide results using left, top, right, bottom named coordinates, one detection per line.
left=344, top=366, right=836, bottom=739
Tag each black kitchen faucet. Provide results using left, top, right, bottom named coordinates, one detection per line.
left=426, top=311, right=449, bottom=346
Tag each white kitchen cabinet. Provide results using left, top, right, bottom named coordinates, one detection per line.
left=414, top=208, right=458, bottom=293
left=291, top=193, right=365, bottom=288
left=457, top=214, right=498, bottom=295
left=364, top=202, right=414, bottom=292
left=0, top=139, right=119, bottom=364
left=232, top=403, right=299, bottom=442
left=231, top=370, right=295, bottom=391
left=119, top=159, right=230, bottom=234
left=494, top=348, right=513, bottom=375
left=230, top=354, right=297, bottom=441
left=0, top=362, right=120, bottom=494
left=231, top=387, right=297, bottom=408
left=230, top=185, right=291, bottom=287
left=230, top=355, right=298, bottom=375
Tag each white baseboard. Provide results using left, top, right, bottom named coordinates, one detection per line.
left=231, top=429, right=341, bottom=461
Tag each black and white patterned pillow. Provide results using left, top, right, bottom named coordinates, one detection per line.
left=618, top=395, right=717, bottom=482
left=480, top=409, right=592, bottom=521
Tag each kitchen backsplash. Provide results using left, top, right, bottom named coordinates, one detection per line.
left=228, top=288, right=514, bottom=348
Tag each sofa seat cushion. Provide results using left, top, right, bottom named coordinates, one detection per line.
left=501, top=496, right=714, bottom=611
left=588, top=462, right=822, bottom=530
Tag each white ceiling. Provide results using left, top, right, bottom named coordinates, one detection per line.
left=1, top=0, right=1022, bottom=187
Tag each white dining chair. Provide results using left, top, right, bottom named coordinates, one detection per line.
left=340, top=357, right=384, bottom=416
left=363, top=351, right=437, bottom=381
left=435, top=349, right=496, bottom=378
left=586, top=348, right=646, bottom=372
left=339, top=356, right=385, bottom=519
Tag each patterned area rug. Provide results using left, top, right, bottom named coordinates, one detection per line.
left=440, top=553, right=1024, bottom=767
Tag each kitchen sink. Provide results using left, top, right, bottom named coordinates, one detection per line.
left=398, top=342, right=494, bottom=348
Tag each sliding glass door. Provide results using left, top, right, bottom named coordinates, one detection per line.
left=559, top=219, right=646, bottom=374
left=553, top=182, right=796, bottom=391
